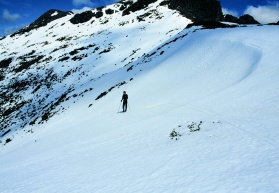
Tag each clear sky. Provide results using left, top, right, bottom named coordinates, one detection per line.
left=1, top=0, right=279, bottom=37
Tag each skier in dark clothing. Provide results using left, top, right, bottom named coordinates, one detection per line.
left=121, top=91, right=128, bottom=112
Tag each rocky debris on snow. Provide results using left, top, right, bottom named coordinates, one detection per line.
left=169, top=129, right=182, bottom=140
left=170, top=121, right=203, bottom=140
left=14, top=55, right=44, bottom=73
left=170, top=120, right=223, bottom=140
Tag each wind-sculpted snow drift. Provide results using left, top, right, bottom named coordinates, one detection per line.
left=1, top=0, right=279, bottom=192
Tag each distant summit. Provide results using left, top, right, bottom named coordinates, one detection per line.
left=29, top=9, right=72, bottom=28
left=11, top=9, right=72, bottom=37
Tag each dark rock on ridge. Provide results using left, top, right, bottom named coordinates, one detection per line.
left=121, top=0, right=223, bottom=22
left=161, top=0, right=223, bottom=22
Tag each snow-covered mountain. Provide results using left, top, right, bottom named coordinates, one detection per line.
left=0, top=0, right=195, bottom=138
left=1, top=0, right=279, bottom=192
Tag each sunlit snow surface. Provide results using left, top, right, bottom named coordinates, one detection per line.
left=1, top=1, right=279, bottom=193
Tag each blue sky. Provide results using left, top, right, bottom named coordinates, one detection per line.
left=1, top=0, right=279, bottom=37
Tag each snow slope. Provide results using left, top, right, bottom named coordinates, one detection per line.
left=0, top=24, right=279, bottom=193
left=1, top=0, right=279, bottom=191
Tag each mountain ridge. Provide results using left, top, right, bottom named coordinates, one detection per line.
left=3, top=0, right=224, bottom=38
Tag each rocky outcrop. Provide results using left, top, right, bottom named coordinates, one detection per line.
left=0, top=58, right=12, bottom=68
left=161, top=0, right=223, bottom=22
left=224, top=14, right=260, bottom=24
left=70, top=9, right=104, bottom=24
left=238, top=14, right=260, bottom=24
left=122, top=0, right=157, bottom=16
left=105, top=8, right=115, bottom=15
left=70, top=11, right=95, bottom=24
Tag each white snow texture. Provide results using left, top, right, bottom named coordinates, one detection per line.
left=1, top=1, right=279, bottom=193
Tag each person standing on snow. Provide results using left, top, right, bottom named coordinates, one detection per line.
left=121, top=91, right=128, bottom=112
